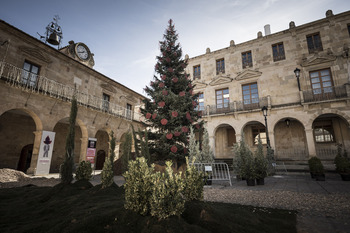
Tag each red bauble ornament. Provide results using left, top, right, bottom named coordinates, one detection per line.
left=188, top=83, right=192, bottom=88
left=146, top=113, right=151, bottom=119
left=155, top=64, right=159, bottom=70
left=182, top=126, right=188, bottom=133
left=172, top=111, right=178, bottom=117
left=172, top=77, right=178, bottom=83
left=166, top=133, right=173, bottom=139
left=166, top=57, right=171, bottom=62
left=186, top=112, right=191, bottom=120
left=161, top=118, right=168, bottom=125
left=162, top=90, right=168, bottom=96
left=174, top=131, right=181, bottom=136
left=158, top=101, right=165, bottom=107
left=192, top=101, right=197, bottom=107
left=152, top=113, right=157, bottom=119
left=179, top=91, right=185, bottom=97
left=168, top=67, right=174, bottom=72
left=171, top=145, right=178, bottom=153
left=161, top=75, right=166, bottom=80
left=159, top=82, right=165, bottom=88
left=189, top=90, right=193, bottom=95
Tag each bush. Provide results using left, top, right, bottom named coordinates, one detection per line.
left=124, top=157, right=154, bottom=215
left=101, top=158, right=114, bottom=188
left=150, top=160, right=185, bottom=219
left=308, top=157, right=324, bottom=175
left=183, top=157, right=205, bottom=201
left=75, top=161, right=92, bottom=181
left=254, top=138, right=268, bottom=179
left=335, top=156, right=350, bottom=174
left=233, top=138, right=256, bottom=179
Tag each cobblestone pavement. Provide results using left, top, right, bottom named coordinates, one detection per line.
left=204, top=173, right=350, bottom=233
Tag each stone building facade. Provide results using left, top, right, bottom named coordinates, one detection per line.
left=0, top=20, right=145, bottom=174
left=185, top=10, right=350, bottom=165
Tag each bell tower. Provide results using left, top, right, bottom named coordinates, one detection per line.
left=40, top=15, right=63, bottom=49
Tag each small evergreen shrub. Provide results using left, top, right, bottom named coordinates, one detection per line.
left=150, top=160, right=185, bottom=219
left=183, top=157, right=204, bottom=201
left=254, top=138, right=268, bottom=179
left=75, top=161, right=92, bottom=181
left=101, top=157, right=114, bottom=188
left=124, top=157, right=154, bottom=215
left=308, top=157, right=324, bottom=175
left=233, top=138, right=256, bottom=179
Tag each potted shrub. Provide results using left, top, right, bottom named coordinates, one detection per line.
left=254, top=137, right=268, bottom=185
left=308, top=157, right=325, bottom=181
left=233, top=138, right=256, bottom=186
left=334, top=156, right=350, bottom=181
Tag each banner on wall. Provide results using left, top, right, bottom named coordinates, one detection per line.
left=86, top=138, right=97, bottom=164
left=35, top=131, right=56, bottom=175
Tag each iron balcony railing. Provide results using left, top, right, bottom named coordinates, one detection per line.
left=206, top=97, right=268, bottom=116
left=303, top=85, right=348, bottom=103
left=0, top=62, right=139, bottom=121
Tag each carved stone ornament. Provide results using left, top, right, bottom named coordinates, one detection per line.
left=100, top=83, right=116, bottom=93
left=193, top=80, right=207, bottom=89
left=234, top=69, right=262, bottom=81
left=301, top=53, right=336, bottom=67
left=209, top=74, right=233, bottom=86
left=19, top=46, right=52, bottom=63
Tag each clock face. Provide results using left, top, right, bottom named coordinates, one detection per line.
left=76, top=44, right=89, bottom=60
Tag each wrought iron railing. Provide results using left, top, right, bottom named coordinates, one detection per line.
left=0, top=62, right=140, bottom=121
left=303, top=85, right=348, bottom=103
left=316, top=148, right=337, bottom=160
left=275, top=148, right=308, bottom=160
left=205, top=97, right=268, bottom=116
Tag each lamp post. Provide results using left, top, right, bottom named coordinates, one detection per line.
left=294, top=68, right=301, bottom=91
left=261, top=106, right=271, bottom=148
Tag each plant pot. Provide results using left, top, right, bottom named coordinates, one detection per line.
left=314, top=174, right=325, bottom=181
left=310, top=172, right=315, bottom=179
left=256, top=178, right=265, bottom=185
left=340, top=173, right=350, bottom=181
left=246, top=179, right=255, bottom=186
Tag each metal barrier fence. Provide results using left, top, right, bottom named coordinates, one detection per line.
left=193, top=163, right=232, bottom=186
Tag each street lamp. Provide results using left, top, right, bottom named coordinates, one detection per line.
left=294, top=68, right=301, bottom=91
left=261, top=106, right=271, bottom=148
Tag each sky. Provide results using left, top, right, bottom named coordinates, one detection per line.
left=1, top=0, right=350, bottom=96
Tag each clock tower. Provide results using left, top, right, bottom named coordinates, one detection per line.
left=60, top=40, right=95, bottom=68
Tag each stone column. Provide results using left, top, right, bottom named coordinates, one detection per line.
left=79, top=137, right=89, bottom=162
left=235, top=133, right=242, bottom=143
left=27, top=130, right=43, bottom=175
left=305, top=128, right=316, bottom=157
left=269, top=131, right=275, bottom=149
left=209, top=135, right=215, bottom=157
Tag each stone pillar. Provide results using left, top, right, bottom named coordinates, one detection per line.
left=79, top=137, right=89, bottom=162
left=235, top=133, right=242, bottom=143
left=27, top=130, right=43, bottom=175
left=209, top=135, right=215, bottom=157
left=305, top=128, right=316, bottom=157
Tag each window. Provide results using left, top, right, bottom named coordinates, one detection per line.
left=309, top=69, right=333, bottom=95
left=216, top=58, right=225, bottom=74
left=314, top=121, right=335, bottom=143
left=20, top=61, right=40, bottom=87
left=252, top=125, right=266, bottom=145
left=216, top=88, right=229, bottom=110
left=196, top=93, right=205, bottom=111
left=272, top=42, right=285, bottom=62
left=126, top=103, right=133, bottom=119
left=102, top=93, right=110, bottom=112
left=242, top=51, right=252, bottom=68
left=306, top=33, right=323, bottom=53
left=242, top=83, right=259, bottom=105
left=193, top=65, right=201, bottom=80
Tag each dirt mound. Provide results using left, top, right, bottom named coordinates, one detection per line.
left=0, top=168, right=30, bottom=183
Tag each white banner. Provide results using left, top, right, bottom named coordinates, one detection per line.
left=35, top=131, right=56, bottom=175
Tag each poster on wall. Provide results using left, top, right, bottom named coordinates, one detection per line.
left=35, top=131, right=56, bottom=175
left=86, top=138, right=97, bottom=165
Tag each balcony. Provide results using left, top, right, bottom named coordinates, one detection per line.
left=303, top=85, right=349, bottom=103
left=0, top=62, right=140, bottom=121
left=206, top=97, right=269, bottom=116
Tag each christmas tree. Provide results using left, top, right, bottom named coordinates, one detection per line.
left=141, top=19, right=203, bottom=164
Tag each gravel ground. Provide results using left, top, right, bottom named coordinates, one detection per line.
left=1, top=169, right=350, bottom=232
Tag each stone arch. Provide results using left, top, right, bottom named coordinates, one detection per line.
left=50, top=117, right=84, bottom=173
left=0, top=109, right=42, bottom=172
left=306, top=109, right=350, bottom=130
left=241, top=121, right=266, bottom=150
left=273, top=117, right=308, bottom=160
left=312, top=113, right=350, bottom=160
left=214, top=124, right=236, bottom=158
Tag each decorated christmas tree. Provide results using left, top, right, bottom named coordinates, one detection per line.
left=141, top=19, right=203, bottom=164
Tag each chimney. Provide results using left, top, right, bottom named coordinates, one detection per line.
left=264, top=24, right=271, bottom=36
